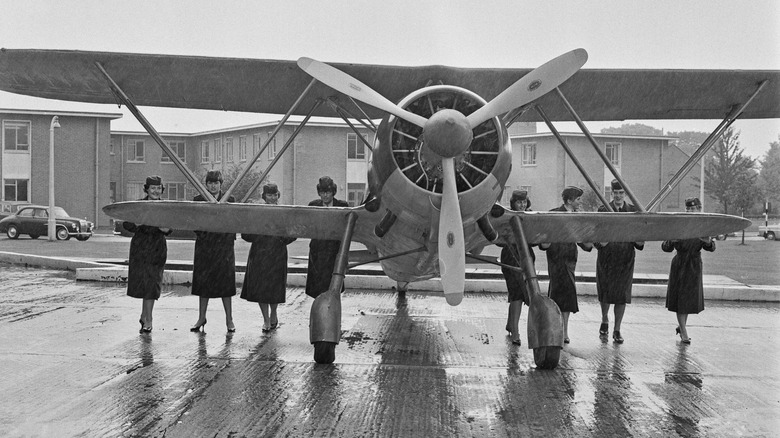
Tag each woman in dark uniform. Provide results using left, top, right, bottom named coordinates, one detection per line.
left=241, top=183, right=296, bottom=332
left=594, top=179, right=644, bottom=344
left=540, top=186, right=593, bottom=344
left=305, top=176, right=349, bottom=298
left=190, top=170, right=237, bottom=333
left=662, top=197, right=715, bottom=344
left=124, top=176, right=172, bottom=333
left=500, top=190, right=535, bottom=346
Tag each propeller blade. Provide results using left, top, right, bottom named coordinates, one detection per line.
left=437, top=157, right=465, bottom=306
left=298, top=57, right=428, bottom=128
left=466, top=48, right=588, bottom=127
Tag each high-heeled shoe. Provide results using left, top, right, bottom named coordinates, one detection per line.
left=190, top=319, right=207, bottom=332
left=139, top=319, right=152, bottom=333
left=599, top=323, right=609, bottom=336
left=613, top=331, right=624, bottom=344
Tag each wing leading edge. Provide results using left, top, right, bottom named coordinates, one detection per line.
left=1, top=48, right=778, bottom=121
left=490, top=210, right=751, bottom=245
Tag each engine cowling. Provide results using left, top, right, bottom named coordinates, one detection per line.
left=368, top=85, right=512, bottom=229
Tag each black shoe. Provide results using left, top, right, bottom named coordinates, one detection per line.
left=563, top=338, right=570, bottom=344
left=613, top=331, right=624, bottom=344
left=190, top=319, right=207, bottom=332
left=599, top=323, right=608, bottom=336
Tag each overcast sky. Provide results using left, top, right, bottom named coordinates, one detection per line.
left=1, top=0, right=778, bottom=158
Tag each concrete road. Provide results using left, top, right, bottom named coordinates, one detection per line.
left=0, top=264, right=777, bottom=437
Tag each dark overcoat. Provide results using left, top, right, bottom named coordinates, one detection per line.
left=124, top=196, right=172, bottom=300
left=305, top=197, right=349, bottom=298
left=191, top=192, right=237, bottom=298
left=240, top=233, right=296, bottom=303
left=542, top=205, right=591, bottom=313
left=662, top=238, right=715, bottom=314
left=594, top=202, right=644, bottom=304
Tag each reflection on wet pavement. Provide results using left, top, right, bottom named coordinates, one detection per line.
left=0, top=264, right=778, bottom=437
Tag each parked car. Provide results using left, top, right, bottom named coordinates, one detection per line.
left=0, top=205, right=94, bottom=240
left=758, top=223, right=779, bottom=241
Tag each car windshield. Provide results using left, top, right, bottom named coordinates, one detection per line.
left=51, top=207, right=70, bottom=218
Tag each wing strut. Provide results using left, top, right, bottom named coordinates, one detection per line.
left=94, top=62, right=216, bottom=202
left=646, top=80, right=769, bottom=211
left=554, top=88, right=646, bottom=212
left=535, top=104, right=613, bottom=211
left=240, top=99, right=323, bottom=202
left=222, top=78, right=318, bottom=202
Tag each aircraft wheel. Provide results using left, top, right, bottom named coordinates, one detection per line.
left=313, top=341, right=336, bottom=364
left=56, top=227, right=69, bottom=241
left=767, top=232, right=776, bottom=241
left=7, top=225, right=19, bottom=239
left=533, top=346, right=561, bottom=370
left=29, top=234, right=40, bottom=239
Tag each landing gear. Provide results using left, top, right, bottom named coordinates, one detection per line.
left=313, top=341, right=336, bottom=364
left=533, top=346, right=562, bottom=370
left=508, top=216, right=563, bottom=370
left=310, top=212, right=357, bottom=365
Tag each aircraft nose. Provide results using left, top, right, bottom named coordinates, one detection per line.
left=424, top=109, right=473, bottom=158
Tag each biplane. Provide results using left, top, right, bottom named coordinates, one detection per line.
left=1, top=48, right=777, bottom=368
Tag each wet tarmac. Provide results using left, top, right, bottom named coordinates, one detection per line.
left=1, top=264, right=778, bottom=437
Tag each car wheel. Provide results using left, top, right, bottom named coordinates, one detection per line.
left=76, top=236, right=90, bottom=241
left=6, top=225, right=19, bottom=239
left=56, top=227, right=69, bottom=241
left=29, top=234, right=40, bottom=239
left=767, top=232, right=776, bottom=241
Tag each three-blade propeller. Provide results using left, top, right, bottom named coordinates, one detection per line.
left=297, top=49, right=588, bottom=305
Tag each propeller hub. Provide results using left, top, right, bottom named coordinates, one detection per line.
left=423, top=109, right=473, bottom=158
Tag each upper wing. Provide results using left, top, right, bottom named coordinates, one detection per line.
left=489, top=210, right=751, bottom=245
left=103, top=200, right=385, bottom=246
left=1, top=49, right=778, bottom=121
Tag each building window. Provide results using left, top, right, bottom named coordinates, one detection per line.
left=162, top=141, right=186, bottom=163
left=239, top=136, right=247, bottom=161
left=110, top=141, right=115, bottom=155
left=109, top=182, right=117, bottom=203
left=128, top=140, right=145, bottom=162
left=126, top=182, right=143, bottom=201
left=267, top=132, right=277, bottom=159
left=201, top=141, right=210, bottom=163
left=347, top=183, right=365, bottom=207
left=225, top=137, right=234, bottom=162
left=347, top=133, right=366, bottom=159
left=606, top=142, right=622, bottom=167
left=3, top=179, right=29, bottom=202
left=253, top=133, right=261, bottom=157
left=214, top=138, right=222, bottom=163
left=521, top=142, right=536, bottom=166
left=3, top=121, right=31, bottom=151
left=162, top=182, right=186, bottom=200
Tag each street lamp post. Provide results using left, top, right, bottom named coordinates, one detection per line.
left=48, top=116, right=60, bottom=241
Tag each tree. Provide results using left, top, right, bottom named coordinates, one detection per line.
left=600, top=123, right=663, bottom=136
left=666, top=130, right=709, bottom=156
left=758, top=137, right=780, bottom=211
left=704, top=128, right=757, bottom=214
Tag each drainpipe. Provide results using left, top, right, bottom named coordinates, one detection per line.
left=95, top=119, right=99, bottom=226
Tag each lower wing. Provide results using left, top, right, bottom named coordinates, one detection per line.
left=104, top=200, right=384, bottom=245
left=491, top=210, right=750, bottom=244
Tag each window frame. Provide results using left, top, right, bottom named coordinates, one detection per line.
left=214, top=138, right=222, bottom=163
left=161, top=182, right=187, bottom=200
left=201, top=141, right=210, bottom=163
left=127, top=139, right=145, bottom=163
left=521, top=142, right=537, bottom=166
left=347, top=133, right=366, bottom=160
left=605, top=142, right=622, bottom=167
left=225, top=137, right=234, bottom=163
left=2, top=120, right=31, bottom=152
left=3, top=178, right=30, bottom=202
left=267, top=132, right=277, bottom=159
left=239, top=136, right=247, bottom=162
left=161, top=140, right=186, bottom=163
